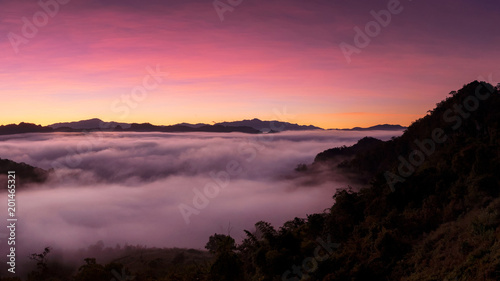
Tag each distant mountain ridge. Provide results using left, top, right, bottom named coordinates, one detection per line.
left=214, top=118, right=322, bottom=131
left=47, top=118, right=406, bottom=132
left=0, top=121, right=260, bottom=135
left=176, top=122, right=210, bottom=129
left=330, top=124, right=407, bottom=131
left=47, top=118, right=322, bottom=131
left=0, top=118, right=407, bottom=135
left=49, top=118, right=132, bottom=129
left=0, top=122, right=53, bottom=135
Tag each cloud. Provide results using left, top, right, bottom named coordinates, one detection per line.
left=0, top=130, right=401, bottom=273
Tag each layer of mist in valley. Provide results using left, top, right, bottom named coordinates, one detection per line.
left=0, top=130, right=402, bottom=274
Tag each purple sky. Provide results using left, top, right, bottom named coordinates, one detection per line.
left=1, top=0, right=499, bottom=128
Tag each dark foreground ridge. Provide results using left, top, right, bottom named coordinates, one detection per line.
left=1, top=81, right=500, bottom=281
left=0, top=158, right=49, bottom=185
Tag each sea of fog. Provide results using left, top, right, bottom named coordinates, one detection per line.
left=0, top=130, right=402, bottom=255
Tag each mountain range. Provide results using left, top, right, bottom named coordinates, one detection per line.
left=0, top=118, right=406, bottom=136
left=47, top=118, right=323, bottom=131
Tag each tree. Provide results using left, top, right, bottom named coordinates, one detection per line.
left=205, top=234, right=236, bottom=255
left=27, top=247, right=51, bottom=281
left=205, top=234, right=244, bottom=281
left=74, top=258, right=107, bottom=281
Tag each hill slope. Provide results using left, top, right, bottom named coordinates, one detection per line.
left=224, top=81, right=500, bottom=281
left=0, top=158, right=50, bottom=185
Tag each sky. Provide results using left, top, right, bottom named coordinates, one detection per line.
left=1, top=0, right=499, bottom=128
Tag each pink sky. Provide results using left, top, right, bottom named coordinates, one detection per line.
left=1, top=0, right=499, bottom=128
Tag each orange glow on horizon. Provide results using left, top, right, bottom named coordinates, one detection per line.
left=1, top=1, right=499, bottom=129
left=2, top=111, right=420, bottom=130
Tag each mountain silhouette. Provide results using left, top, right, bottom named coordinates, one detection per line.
left=0, top=122, right=53, bottom=135
left=46, top=118, right=323, bottom=132
left=330, top=124, right=407, bottom=131
left=283, top=81, right=500, bottom=279
left=209, top=81, right=500, bottom=281
left=0, top=119, right=407, bottom=135
left=1, top=120, right=258, bottom=135
left=313, top=81, right=500, bottom=182
left=128, top=123, right=260, bottom=133
left=176, top=122, right=211, bottom=128
left=49, top=118, right=132, bottom=130
left=215, top=118, right=323, bottom=131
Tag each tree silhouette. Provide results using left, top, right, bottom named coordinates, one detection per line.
left=205, top=234, right=244, bottom=281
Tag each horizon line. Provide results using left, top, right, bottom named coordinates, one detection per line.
left=0, top=117, right=408, bottom=131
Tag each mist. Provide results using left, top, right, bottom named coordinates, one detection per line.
left=0, top=130, right=401, bottom=263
